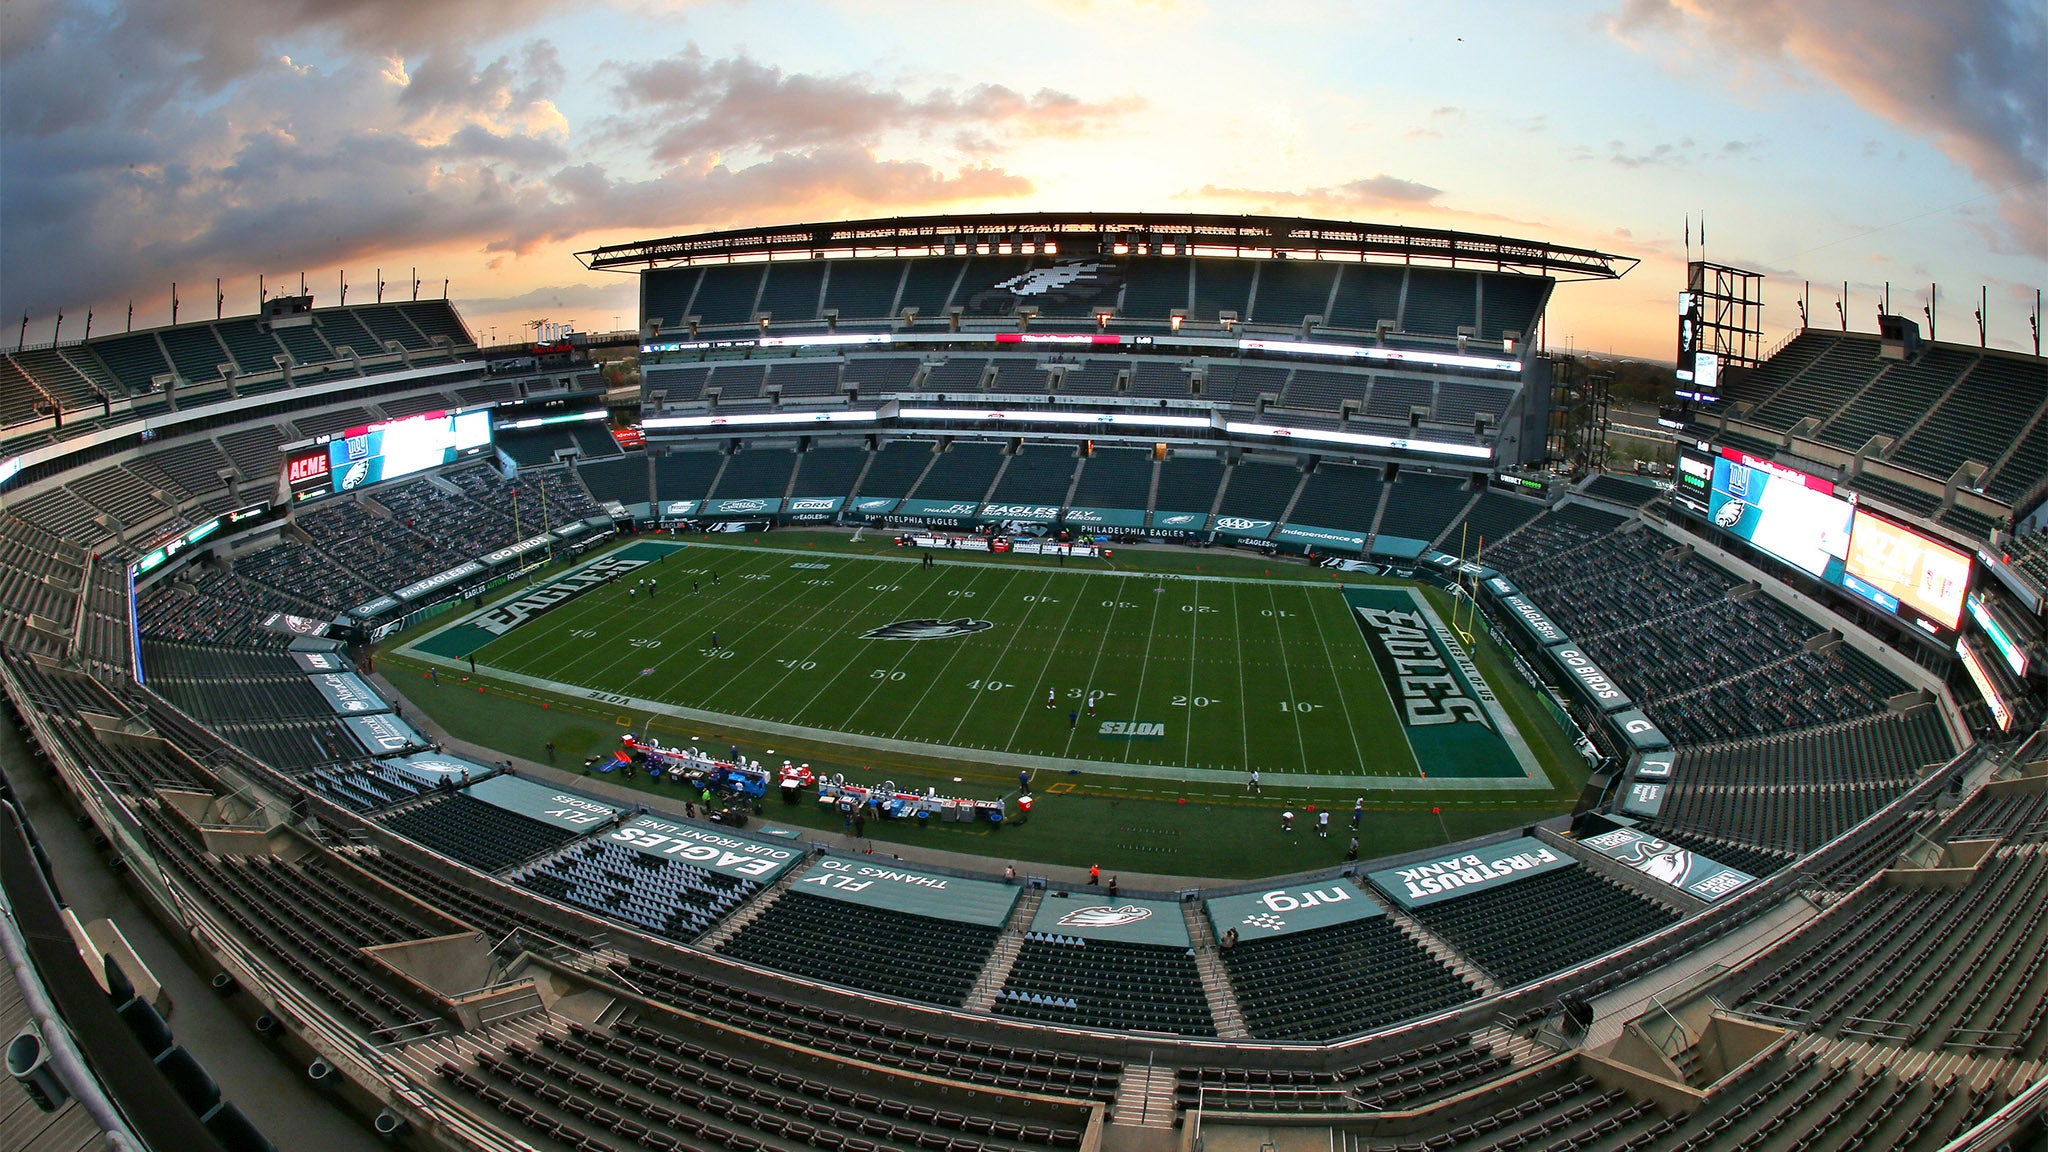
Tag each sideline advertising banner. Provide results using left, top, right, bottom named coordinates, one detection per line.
left=1275, top=523, right=1367, bottom=552
left=1548, top=646, right=1633, bottom=713
left=343, top=712, right=430, bottom=756
left=1497, top=595, right=1570, bottom=648
left=464, top=774, right=619, bottom=832
left=1062, top=507, right=1149, bottom=529
left=1206, top=879, right=1384, bottom=940
left=1030, top=892, right=1190, bottom=947
left=1609, top=708, right=1672, bottom=752
left=309, top=672, right=392, bottom=715
left=1368, top=837, right=1575, bottom=909
left=291, top=651, right=353, bottom=674
left=607, top=815, right=801, bottom=882
left=791, top=857, right=1019, bottom=927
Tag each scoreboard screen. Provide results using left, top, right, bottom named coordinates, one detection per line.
left=1708, top=449, right=1853, bottom=579
left=1673, top=449, right=1713, bottom=515
left=327, top=408, right=492, bottom=492
left=283, top=408, right=495, bottom=502
left=1841, top=511, right=1970, bottom=632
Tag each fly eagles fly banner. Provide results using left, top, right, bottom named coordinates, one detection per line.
left=1344, top=586, right=1539, bottom=779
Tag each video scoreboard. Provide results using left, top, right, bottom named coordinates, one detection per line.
left=1675, top=445, right=1971, bottom=634
left=284, top=408, right=494, bottom=502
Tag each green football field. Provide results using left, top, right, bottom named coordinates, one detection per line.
left=405, top=539, right=1567, bottom=790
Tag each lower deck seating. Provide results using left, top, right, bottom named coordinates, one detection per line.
left=1176, top=1033, right=1509, bottom=1113
left=514, top=838, right=761, bottom=944
left=381, top=792, right=583, bottom=873
left=1219, top=910, right=1475, bottom=1040
left=995, top=936, right=1213, bottom=1036
left=1406, top=867, right=1680, bottom=989
left=1734, top=844, right=2048, bottom=1061
left=718, top=893, right=999, bottom=1008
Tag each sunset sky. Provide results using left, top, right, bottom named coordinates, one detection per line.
left=2, top=0, right=2042, bottom=360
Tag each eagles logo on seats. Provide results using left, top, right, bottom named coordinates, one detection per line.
left=859, top=618, right=996, bottom=641
left=1055, top=905, right=1153, bottom=928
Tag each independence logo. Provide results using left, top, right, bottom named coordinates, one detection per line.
left=1056, top=905, right=1152, bottom=928
left=859, top=618, right=996, bottom=641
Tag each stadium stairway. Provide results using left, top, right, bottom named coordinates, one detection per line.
left=1794, top=1032, right=2047, bottom=1101
left=1181, top=900, right=1250, bottom=1039
left=1109, top=1064, right=1179, bottom=1130
left=690, top=856, right=810, bottom=951
left=1378, top=899, right=1501, bottom=997
left=962, top=889, right=1041, bottom=1014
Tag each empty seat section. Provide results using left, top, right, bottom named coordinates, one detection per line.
left=717, top=892, right=999, bottom=1006
left=822, top=259, right=905, bottom=321
left=1070, top=449, right=1154, bottom=510
left=1406, top=867, right=1679, bottom=988
left=910, top=443, right=1004, bottom=502
left=854, top=441, right=935, bottom=500
left=691, top=265, right=767, bottom=327
left=1292, top=464, right=1382, bottom=532
left=789, top=447, right=868, bottom=500
left=1215, top=461, right=1301, bottom=521
left=708, top=450, right=796, bottom=501
left=578, top=456, right=650, bottom=506
left=655, top=451, right=726, bottom=504
left=1249, top=262, right=1338, bottom=327
left=1221, top=913, right=1475, bottom=1041
left=380, top=792, right=582, bottom=873
left=986, top=446, right=1076, bottom=506
left=756, top=261, right=826, bottom=324
left=1375, top=472, right=1471, bottom=544
left=996, top=936, right=1214, bottom=1035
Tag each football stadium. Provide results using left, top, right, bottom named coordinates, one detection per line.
left=2, top=205, right=2046, bottom=1152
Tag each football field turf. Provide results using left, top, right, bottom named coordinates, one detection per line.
left=406, top=540, right=1565, bottom=790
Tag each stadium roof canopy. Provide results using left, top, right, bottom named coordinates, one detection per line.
left=577, top=211, right=1637, bottom=281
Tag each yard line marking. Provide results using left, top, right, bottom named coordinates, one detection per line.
left=1000, top=570, right=1094, bottom=752
left=947, top=568, right=1060, bottom=746
left=894, top=567, right=1024, bottom=739
left=1063, top=573, right=1129, bottom=755
left=1264, top=583, right=1311, bottom=772
left=487, top=545, right=783, bottom=677
left=1182, top=580, right=1204, bottom=769
left=1305, top=584, right=1370, bottom=772
left=1230, top=583, right=1251, bottom=772
left=738, top=554, right=919, bottom=714
left=1120, top=572, right=1169, bottom=762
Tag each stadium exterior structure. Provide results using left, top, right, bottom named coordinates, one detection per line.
left=584, top=212, right=1639, bottom=481
left=4, top=221, right=2047, bottom=1151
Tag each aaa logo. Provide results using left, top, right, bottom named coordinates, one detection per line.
left=859, top=618, right=996, bottom=641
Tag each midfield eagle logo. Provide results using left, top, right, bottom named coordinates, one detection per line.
left=859, top=618, right=996, bottom=641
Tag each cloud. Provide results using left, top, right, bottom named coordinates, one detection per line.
left=1607, top=0, right=2048, bottom=254
left=0, top=9, right=1069, bottom=324
left=1193, top=173, right=1445, bottom=211
left=612, top=48, right=1133, bottom=162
